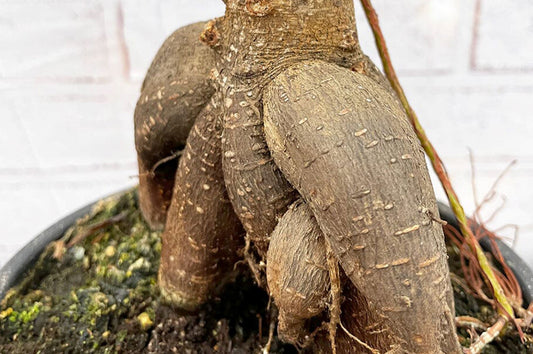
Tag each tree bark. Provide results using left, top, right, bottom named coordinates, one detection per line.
left=267, top=199, right=329, bottom=345
left=264, top=60, right=461, bottom=353
left=143, top=1, right=463, bottom=351
left=158, top=97, right=244, bottom=310
left=135, top=21, right=216, bottom=229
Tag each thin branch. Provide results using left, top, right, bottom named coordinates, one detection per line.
left=150, top=151, right=183, bottom=176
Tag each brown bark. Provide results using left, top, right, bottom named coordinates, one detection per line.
left=139, top=1, right=464, bottom=351
left=212, top=0, right=365, bottom=261
left=135, top=21, right=216, bottom=229
left=266, top=199, right=329, bottom=345
left=158, top=97, right=244, bottom=310
left=263, top=60, right=460, bottom=353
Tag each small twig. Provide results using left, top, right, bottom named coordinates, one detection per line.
left=464, top=316, right=507, bottom=354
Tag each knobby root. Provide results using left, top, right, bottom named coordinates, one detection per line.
left=455, top=316, right=489, bottom=331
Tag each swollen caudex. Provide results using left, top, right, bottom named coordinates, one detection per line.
left=264, top=61, right=461, bottom=352
left=134, top=0, right=464, bottom=351
left=134, top=22, right=216, bottom=230
left=158, top=98, right=244, bottom=310
left=267, top=200, right=329, bottom=345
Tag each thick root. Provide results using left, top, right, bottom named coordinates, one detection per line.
left=264, top=60, right=461, bottom=353
left=220, top=85, right=297, bottom=259
left=266, top=200, right=329, bottom=345
left=135, top=21, right=216, bottom=229
left=158, top=98, right=244, bottom=310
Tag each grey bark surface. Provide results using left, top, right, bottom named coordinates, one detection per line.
left=264, top=60, right=460, bottom=353
left=135, top=21, right=216, bottom=229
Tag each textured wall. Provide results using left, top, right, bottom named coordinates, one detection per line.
left=1, top=0, right=532, bottom=271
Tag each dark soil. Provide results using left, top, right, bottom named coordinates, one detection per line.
left=0, top=189, right=531, bottom=353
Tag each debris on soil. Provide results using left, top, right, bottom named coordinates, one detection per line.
left=0, top=189, right=531, bottom=353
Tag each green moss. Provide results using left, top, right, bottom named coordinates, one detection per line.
left=0, top=188, right=530, bottom=353
left=0, top=189, right=162, bottom=352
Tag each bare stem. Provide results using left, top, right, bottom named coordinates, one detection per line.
left=359, top=0, right=514, bottom=321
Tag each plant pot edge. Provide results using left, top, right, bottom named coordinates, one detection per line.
left=1, top=193, right=532, bottom=306
left=0, top=189, right=129, bottom=301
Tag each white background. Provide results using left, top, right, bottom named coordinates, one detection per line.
left=0, top=0, right=532, bottom=269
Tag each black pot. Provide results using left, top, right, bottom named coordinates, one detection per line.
left=1, top=196, right=532, bottom=305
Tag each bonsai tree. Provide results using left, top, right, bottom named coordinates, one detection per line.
left=134, top=0, right=463, bottom=352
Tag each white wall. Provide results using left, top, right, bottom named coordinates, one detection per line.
left=1, top=0, right=532, bottom=270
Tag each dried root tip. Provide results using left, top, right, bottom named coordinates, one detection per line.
left=267, top=200, right=329, bottom=345
left=245, top=0, right=275, bottom=16
left=200, top=20, right=220, bottom=47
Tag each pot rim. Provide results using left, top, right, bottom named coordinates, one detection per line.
left=1, top=194, right=532, bottom=305
left=0, top=190, right=127, bottom=301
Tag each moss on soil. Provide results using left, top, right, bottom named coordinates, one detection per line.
left=0, top=189, right=531, bottom=353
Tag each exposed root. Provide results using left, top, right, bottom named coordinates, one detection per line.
left=455, top=316, right=489, bottom=331
left=339, top=321, right=379, bottom=354
left=464, top=316, right=507, bottom=354
left=360, top=0, right=516, bottom=325
left=149, top=151, right=183, bottom=176
left=515, top=303, right=533, bottom=328
left=262, top=306, right=277, bottom=354
left=244, top=235, right=265, bottom=287
left=325, top=239, right=341, bottom=354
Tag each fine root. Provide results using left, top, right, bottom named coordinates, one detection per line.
left=53, top=211, right=128, bottom=260
left=244, top=235, right=265, bottom=287
left=325, top=239, right=341, bottom=354
left=455, top=316, right=489, bottom=331
left=339, top=321, right=379, bottom=354
left=149, top=151, right=183, bottom=176
left=464, top=316, right=508, bottom=354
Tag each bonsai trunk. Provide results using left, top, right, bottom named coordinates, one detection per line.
left=135, top=0, right=462, bottom=352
